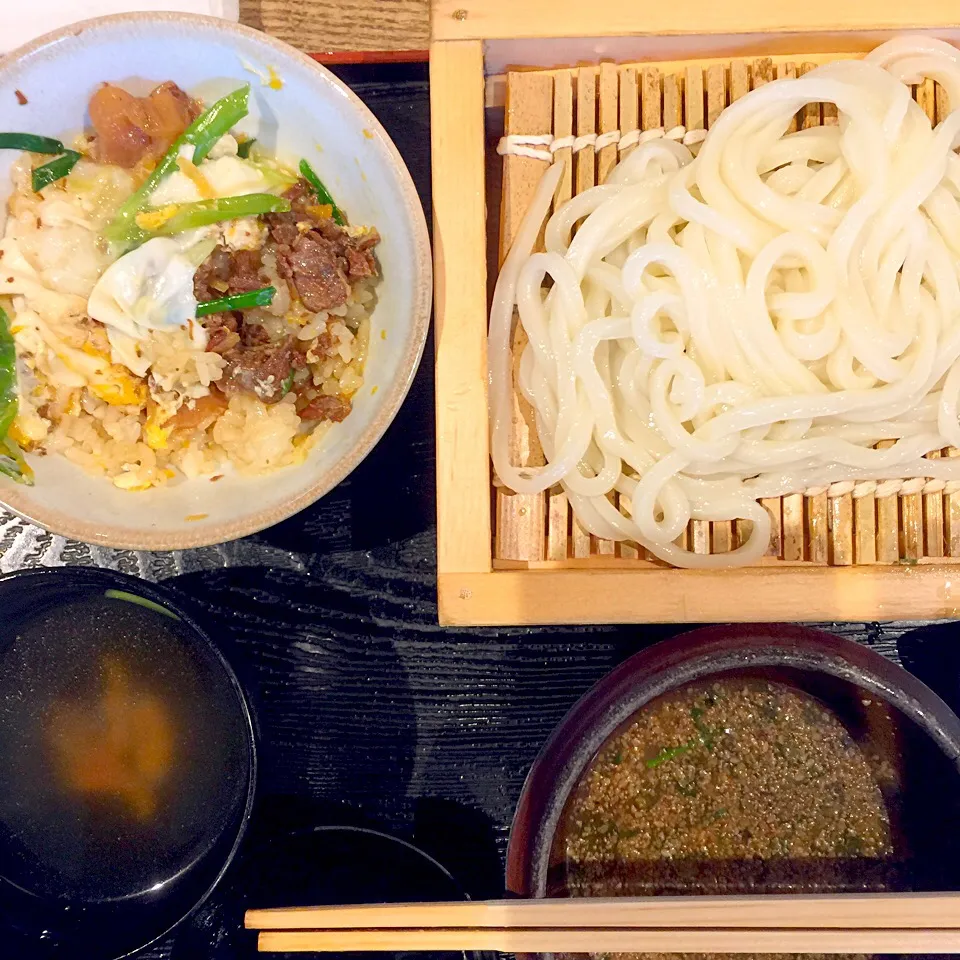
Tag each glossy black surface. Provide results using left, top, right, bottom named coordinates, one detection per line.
left=171, top=825, right=473, bottom=960
left=112, top=61, right=960, bottom=960
left=2, top=63, right=959, bottom=960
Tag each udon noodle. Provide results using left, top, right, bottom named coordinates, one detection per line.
left=489, top=36, right=960, bottom=568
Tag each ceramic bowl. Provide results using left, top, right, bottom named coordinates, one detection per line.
left=508, top=625, right=960, bottom=901
left=0, top=13, right=431, bottom=549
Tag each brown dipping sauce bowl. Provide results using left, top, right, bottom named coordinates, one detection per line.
left=507, top=624, right=960, bottom=901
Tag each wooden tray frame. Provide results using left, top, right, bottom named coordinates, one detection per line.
left=430, top=0, right=960, bottom=626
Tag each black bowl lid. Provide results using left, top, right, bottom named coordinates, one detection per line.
left=172, top=825, right=482, bottom=960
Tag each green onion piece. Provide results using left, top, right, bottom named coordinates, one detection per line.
left=196, top=285, right=277, bottom=317
left=280, top=370, right=295, bottom=396
left=104, top=589, right=180, bottom=621
left=645, top=742, right=694, bottom=769
left=141, top=194, right=289, bottom=239
left=31, top=150, right=81, bottom=193
left=0, top=308, right=29, bottom=484
left=299, top=158, right=345, bottom=226
left=236, top=137, right=256, bottom=159
left=0, top=132, right=65, bottom=154
left=0, top=437, right=33, bottom=486
left=106, top=85, right=251, bottom=245
left=190, top=85, right=251, bottom=165
left=0, top=307, right=17, bottom=441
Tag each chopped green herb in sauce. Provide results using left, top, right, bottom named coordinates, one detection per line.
left=561, top=678, right=896, bottom=899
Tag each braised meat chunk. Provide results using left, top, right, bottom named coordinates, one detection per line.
left=88, top=81, right=199, bottom=168
left=194, top=246, right=268, bottom=302
left=299, top=394, right=352, bottom=423
left=265, top=178, right=380, bottom=313
left=221, top=338, right=304, bottom=403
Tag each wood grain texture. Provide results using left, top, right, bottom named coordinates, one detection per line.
left=259, top=927, right=960, bottom=953
left=547, top=72, right=574, bottom=562
left=432, top=0, right=960, bottom=41
left=440, top=565, right=960, bottom=625
left=570, top=67, right=597, bottom=561
left=248, top=892, right=960, bottom=930
left=494, top=70, right=552, bottom=562
left=431, top=42, right=493, bottom=573
left=240, top=0, right=429, bottom=55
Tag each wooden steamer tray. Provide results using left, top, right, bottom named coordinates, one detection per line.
left=430, top=1, right=960, bottom=625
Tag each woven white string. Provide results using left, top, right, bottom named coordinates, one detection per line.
left=491, top=474, right=960, bottom=497
left=496, top=124, right=708, bottom=161
left=822, top=477, right=960, bottom=499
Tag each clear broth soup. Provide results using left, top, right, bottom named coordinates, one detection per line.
left=0, top=593, right=250, bottom=902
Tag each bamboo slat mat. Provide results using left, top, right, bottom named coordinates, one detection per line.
left=495, top=55, right=960, bottom=568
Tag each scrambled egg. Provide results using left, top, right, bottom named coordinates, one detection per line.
left=150, top=147, right=275, bottom=207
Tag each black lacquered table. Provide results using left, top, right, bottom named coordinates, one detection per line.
left=3, top=64, right=957, bottom=960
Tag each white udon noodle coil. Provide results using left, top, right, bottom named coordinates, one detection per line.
left=488, top=36, right=960, bottom=569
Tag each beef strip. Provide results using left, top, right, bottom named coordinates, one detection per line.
left=240, top=321, right=272, bottom=348
left=220, top=338, right=304, bottom=403
left=228, top=249, right=268, bottom=293
left=298, top=394, right=352, bottom=422
left=263, top=179, right=316, bottom=246
left=265, top=179, right=381, bottom=313
left=279, top=233, right=350, bottom=313
left=199, top=311, right=238, bottom=355
left=283, top=177, right=315, bottom=214
left=206, top=325, right=241, bottom=355
left=266, top=214, right=300, bottom=247
left=345, top=246, right=375, bottom=280
left=194, top=245, right=268, bottom=302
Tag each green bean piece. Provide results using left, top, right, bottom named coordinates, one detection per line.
left=31, top=150, right=81, bottom=193
left=138, top=194, right=289, bottom=241
left=645, top=742, right=694, bottom=769
left=196, top=285, right=277, bottom=317
left=0, top=309, right=30, bottom=484
left=106, top=85, right=251, bottom=245
left=0, top=132, right=65, bottom=154
left=298, top=158, right=345, bottom=225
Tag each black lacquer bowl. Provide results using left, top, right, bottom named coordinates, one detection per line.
left=172, top=824, right=481, bottom=960
left=507, top=624, right=960, bottom=899
left=0, top=567, right=256, bottom=960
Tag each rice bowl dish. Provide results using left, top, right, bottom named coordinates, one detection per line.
left=0, top=12, right=431, bottom=549
left=1, top=80, right=381, bottom=491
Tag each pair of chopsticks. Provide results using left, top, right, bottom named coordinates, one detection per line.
left=247, top=892, right=960, bottom=953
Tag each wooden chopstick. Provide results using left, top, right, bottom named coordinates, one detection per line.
left=250, top=894, right=960, bottom=953
left=257, top=928, right=960, bottom=954
left=246, top=891, right=960, bottom=930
